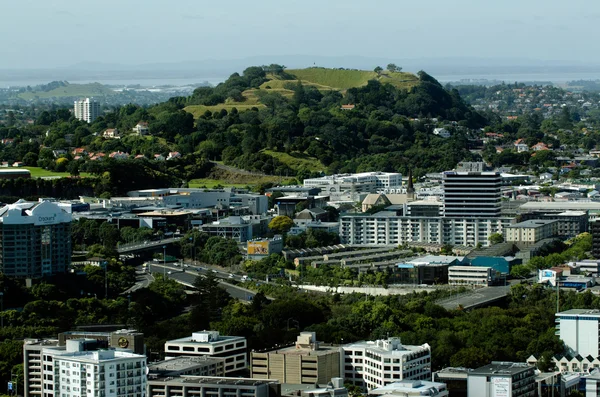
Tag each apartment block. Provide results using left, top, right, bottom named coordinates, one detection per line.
left=467, top=362, right=535, bottom=397
left=74, top=98, right=100, bottom=123
left=556, top=309, right=600, bottom=357
left=505, top=220, right=558, bottom=244
left=342, top=338, right=431, bottom=391
left=164, top=331, right=247, bottom=374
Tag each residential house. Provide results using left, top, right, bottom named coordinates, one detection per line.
left=132, top=121, right=149, bottom=135
left=89, top=152, right=106, bottom=161
left=109, top=151, right=129, bottom=160
left=72, top=147, right=87, bottom=156
left=514, top=139, right=529, bottom=152
left=340, top=104, right=355, bottom=110
left=167, top=151, right=181, bottom=160
left=433, top=128, right=451, bottom=138
left=52, top=149, right=67, bottom=158
left=134, top=154, right=146, bottom=160
left=532, top=142, right=549, bottom=151
left=1, top=138, right=14, bottom=145
left=154, top=154, right=166, bottom=161
left=495, top=146, right=504, bottom=154
left=12, top=162, right=24, bottom=167
left=103, top=128, right=121, bottom=139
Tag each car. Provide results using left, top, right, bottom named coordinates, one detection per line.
left=167, top=271, right=172, bottom=275
left=212, top=270, right=217, bottom=273
left=228, top=274, right=234, bottom=279
left=183, top=264, right=189, bottom=268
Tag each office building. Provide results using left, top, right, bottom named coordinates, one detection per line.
left=448, top=265, right=497, bottom=286
left=58, top=329, right=145, bottom=355
left=593, top=221, right=600, bottom=258
left=467, top=362, right=535, bottom=397
left=342, top=338, right=431, bottom=391
left=304, top=172, right=402, bottom=191
left=251, top=332, right=340, bottom=385
left=24, top=338, right=146, bottom=397
left=556, top=309, right=600, bottom=357
left=0, top=200, right=72, bottom=278
left=74, top=98, right=100, bottom=123
left=164, top=331, right=247, bottom=374
left=442, top=162, right=502, bottom=218
left=147, top=376, right=280, bottom=397
left=433, top=367, right=472, bottom=397
left=247, top=236, right=284, bottom=259
left=505, top=220, right=558, bottom=244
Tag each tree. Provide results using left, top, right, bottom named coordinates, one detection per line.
left=511, top=264, right=533, bottom=279
left=386, top=63, right=401, bottom=73
left=488, top=233, right=504, bottom=245
left=268, top=216, right=294, bottom=234
left=374, top=66, right=383, bottom=74
left=190, top=272, right=231, bottom=329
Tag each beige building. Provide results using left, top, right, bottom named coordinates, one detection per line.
left=505, top=219, right=558, bottom=244
left=251, top=332, right=340, bottom=384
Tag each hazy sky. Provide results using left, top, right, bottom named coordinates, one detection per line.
left=1, top=0, right=599, bottom=69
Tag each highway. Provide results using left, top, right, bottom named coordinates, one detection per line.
left=122, top=270, right=155, bottom=294
left=436, top=284, right=511, bottom=310
left=147, top=263, right=260, bottom=301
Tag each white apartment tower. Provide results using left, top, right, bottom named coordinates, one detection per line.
left=24, top=339, right=147, bottom=397
left=556, top=309, right=600, bottom=357
left=342, top=338, right=431, bottom=392
left=74, top=98, right=100, bottom=123
left=442, top=162, right=502, bottom=218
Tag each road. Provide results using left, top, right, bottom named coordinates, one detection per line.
left=148, top=263, right=260, bottom=301
left=117, top=237, right=181, bottom=254
left=436, top=284, right=512, bottom=310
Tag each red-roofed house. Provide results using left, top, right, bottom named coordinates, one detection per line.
left=72, top=147, right=87, bottom=156
left=109, top=151, right=129, bottom=160
left=340, top=104, right=356, bottom=110
left=134, top=154, right=146, bottom=159
left=514, top=139, right=528, bottom=153
left=532, top=142, right=549, bottom=151
left=154, top=154, right=165, bottom=161
left=1, top=139, right=14, bottom=145
left=167, top=151, right=181, bottom=160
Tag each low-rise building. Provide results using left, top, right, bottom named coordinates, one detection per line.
left=251, top=332, right=340, bottom=385
left=449, top=265, right=497, bottom=286
left=369, top=380, right=448, bottom=397
left=148, top=356, right=225, bottom=377
left=103, top=128, right=121, bottom=139
left=247, top=236, right=284, bottom=259
left=165, top=331, right=247, bottom=375
left=342, top=338, right=431, bottom=391
left=505, top=219, right=558, bottom=244
left=467, top=362, right=535, bottom=397
left=147, top=376, right=280, bottom=397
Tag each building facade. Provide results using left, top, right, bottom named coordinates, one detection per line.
left=342, top=338, right=431, bottom=391
left=505, top=220, right=558, bottom=244
left=467, top=362, right=535, bottom=397
left=74, top=98, right=100, bottom=123
left=442, top=163, right=502, bottom=218
left=147, top=376, right=280, bottom=397
left=448, top=265, right=496, bottom=286
left=164, top=331, right=247, bottom=375
left=556, top=309, right=600, bottom=357
left=251, top=332, right=340, bottom=385
left=0, top=200, right=72, bottom=278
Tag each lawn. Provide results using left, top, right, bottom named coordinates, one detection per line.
left=262, top=150, right=325, bottom=173
left=287, top=68, right=419, bottom=90
left=188, top=179, right=251, bottom=189
left=23, top=167, right=91, bottom=178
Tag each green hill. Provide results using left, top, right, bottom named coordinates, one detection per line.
left=262, top=150, right=325, bottom=173
left=286, top=67, right=419, bottom=90
left=18, top=82, right=115, bottom=100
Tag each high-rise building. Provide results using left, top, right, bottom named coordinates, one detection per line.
left=24, top=338, right=147, bottom=397
left=556, top=309, right=600, bottom=357
left=467, top=362, right=535, bottom=397
left=74, top=98, right=100, bottom=123
left=442, top=162, right=502, bottom=218
left=341, top=338, right=431, bottom=392
left=164, top=331, right=247, bottom=375
left=592, top=220, right=600, bottom=258
left=0, top=200, right=72, bottom=278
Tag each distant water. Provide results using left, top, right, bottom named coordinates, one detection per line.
left=0, top=77, right=227, bottom=89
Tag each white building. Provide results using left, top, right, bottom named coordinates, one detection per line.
left=133, top=122, right=149, bottom=136
left=556, top=309, right=600, bottom=357
left=164, top=331, right=247, bottom=375
left=369, top=380, right=448, bottom=397
left=341, top=338, right=431, bottom=392
left=433, top=128, right=451, bottom=138
left=74, top=98, right=100, bottom=123
left=467, top=362, right=535, bottom=397
left=24, top=339, right=146, bottom=397
left=304, top=172, right=402, bottom=200
left=449, top=265, right=496, bottom=286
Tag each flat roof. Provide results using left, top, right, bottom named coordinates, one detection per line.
left=166, top=335, right=244, bottom=344
left=343, top=340, right=429, bottom=356
left=149, top=356, right=223, bottom=372
left=520, top=202, right=600, bottom=211
left=148, top=375, right=279, bottom=386
left=507, top=219, right=557, bottom=228
left=471, top=362, right=533, bottom=376
left=557, top=309, right=600, bottom=317
left=257, top=345, right=339, bottom=357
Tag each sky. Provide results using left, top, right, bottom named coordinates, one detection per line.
left=1, top=0, right=599, bottom=69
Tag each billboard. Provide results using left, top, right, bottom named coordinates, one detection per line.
left=248, top=241, right=269, bottom=255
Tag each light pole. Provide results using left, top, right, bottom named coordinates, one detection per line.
left=163, top=245, right=167, bottom=278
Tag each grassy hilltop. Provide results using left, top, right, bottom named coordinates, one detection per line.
left=184, top=67, right=420, bottom=117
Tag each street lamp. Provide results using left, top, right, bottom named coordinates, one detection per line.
left=163, top=245, right=167, bottom=278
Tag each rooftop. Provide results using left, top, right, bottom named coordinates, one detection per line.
left=556, top=309, right=600, bottom=317
left=148, top=375, right=279, bottom=387
left=470, top=362, right=534, bottom=376
left=506, top=219, right=558, bottom=229
left=148, top=356, right=224, bottom=373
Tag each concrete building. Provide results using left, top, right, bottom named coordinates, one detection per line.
left=369, top=380, right=448, bottom=397
left=433, top=367, right=472, bottom=397
left=519, top=210, right=588, bottom=238
left=147, top=356, right=225, bottom=377
left=247, top=236, right=284, bottom=259
left=58, top=329, right=145, bottom=355
left=24, top=338, right=146, bottom=397
left=593, top=221, right=600, bottom=259
left=200, top=216, right=254, bottom=242
left=442, top=162, right=502, bottom=218
left=0, top=200, right=72, bottom=278
left=74, top=98, right=100, bottom=123
left=147, top=376, right=280, bottom=397
left=251, top=332, right=341, bottom=385
left=448, top=265, right=497, bottom=286
left=467, top=362, right=535, bottom=397
left=164, top=331, right=247, bottom=375
left=288, top=378, right=348, bottom=397
left=556, top=309, right=600, bottom=357
left=304, top=172, right=402, bottom=201
left=505, top=220, right=558, bottom=244
left=342, top=338, right=431, bottom=391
